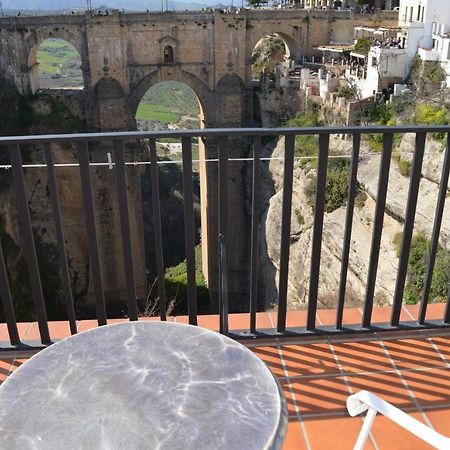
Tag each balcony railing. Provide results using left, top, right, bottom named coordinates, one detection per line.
left=0, top=126, right=449, bottom=353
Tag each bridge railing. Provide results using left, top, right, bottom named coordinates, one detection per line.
left=0, top=125, right=449, bottom=352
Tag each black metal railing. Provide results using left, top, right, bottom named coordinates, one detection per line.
left=0, top=125, right=449, bottom=353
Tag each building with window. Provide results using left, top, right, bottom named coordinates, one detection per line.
left=399, top=0, right=450, bottom=75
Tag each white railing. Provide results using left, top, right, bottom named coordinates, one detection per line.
left=347, top=391, right=450, bottom=450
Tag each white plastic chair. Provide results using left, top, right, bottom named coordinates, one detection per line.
left=347, top=390, right=450, bottom=450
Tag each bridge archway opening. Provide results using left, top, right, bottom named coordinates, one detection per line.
left=251, top=33, right=301, bottom=80
left=29, top=38, right=84, bottom=91
left=135, top=80, right=210, bottom=315
left=135, top=80, right=203, bottom=132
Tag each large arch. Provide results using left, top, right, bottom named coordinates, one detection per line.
left=129, top=66, right=212, bottom=127
left=26, top=30, right=87, bottom=93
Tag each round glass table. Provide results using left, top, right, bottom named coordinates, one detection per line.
left=0, top=321, right=287, bottom=449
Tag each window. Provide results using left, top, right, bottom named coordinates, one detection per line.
left=421, top=7, right=425, bottom=22
left=164, top=45, right=174, bottom=64
left=409, top=7, right=413, bottom=22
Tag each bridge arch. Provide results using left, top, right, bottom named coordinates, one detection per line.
left=129, top=67, right=212, bottom=127
left=26, top=30, right=87, bottom=93
left=251, top=31, right=302, bottom=64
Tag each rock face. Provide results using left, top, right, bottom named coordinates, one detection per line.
left=259, top=134, right=449, bottom=311
left=0, top=141, right=147, bottom=321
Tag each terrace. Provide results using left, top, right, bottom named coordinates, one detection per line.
left=1, top=125, right=450, bottom=448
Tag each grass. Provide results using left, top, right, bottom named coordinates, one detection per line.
left=36, top=38, right=83, bottom=87
left=136, top=102, right=180, bottom=123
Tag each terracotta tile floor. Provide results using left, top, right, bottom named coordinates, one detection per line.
left=1, top=304, right=450, bottom=449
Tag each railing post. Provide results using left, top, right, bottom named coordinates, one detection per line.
left=362, top=133, right=393, bottom=328
left=277, top=135, right=295, bottom=333
left=181, top=137, right=198, bottom=326
left=10, top=144, right=51, bottom=344
left=148, top=139, right=166, bottom=321
left=218, top=136, right=229, bottom=334
left=336, top=133, right=360, bottom=329
left=307, top=133, right=329, bottom=331
left=249, top=137, right=261, bottom=334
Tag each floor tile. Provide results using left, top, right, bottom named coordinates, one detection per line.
left=369, top=306, right=392, bottom=324
left=252, top=346, right=285, bottom=378
left=77, top=320, right=101, bottom=332
left=317, top=307, right=361, bottom=326
left=48, top=321, right=75, bottom=340
left=332, top=340, right=392, bottom=374
left=370, top=411, right=434, bottom=450
left=282, top=418, right=307, bottom=450
left=281, top=343, right=340, bottom=378
left=416, top=303, right=446, bottom=321
left=269, top=310, right=307, bottom=329
left=290, top=376, right=350, bottom=415
left=0, top=359, right=14, bottom=383
left=429, top=336, right=450, bottom=363
left=280, top=381, right=298, bottom=417
left=383, top=338, right=445, bottom=370
left=402, top=368, right=450, bottom=408
left=303, top=416, right=375, bottom=450
left=422, top=408, right=450, bottom=439
left=197, top=314, right=219, bottom=331
left=346, top=372, right=413, bottom=408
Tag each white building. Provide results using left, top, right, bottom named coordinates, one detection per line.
left=347, top=46, right=407, bottom=98
left=399, top=0, right=450, bottom=77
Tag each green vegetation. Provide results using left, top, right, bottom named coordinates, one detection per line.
left=423, top=62, right=446, bottom=84
left=252, top=35, right=285, bottom=78
left=287, top=103, right=322, bottom=165
left=37, top=39, right=83, bottom=88
left=136, top=81, right=200, bottom=127
left=164, top=245, right=210, bottom=313
left=354, top=37, right=372, bottom=55
left=304, top=158, right=366, bottom=213
left=294, top=209, right=305, bottom=226
left=413, top=104, right=448, bottom=140
left=399, top=234, right=450, bottom=305
left=136, top=103, right=180, bottom=123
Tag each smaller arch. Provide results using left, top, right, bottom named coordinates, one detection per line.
left=164, top=46, right=174, bottom=64
left=27, top=37, right=84, bottom=92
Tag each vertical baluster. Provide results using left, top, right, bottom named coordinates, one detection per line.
left=250, top=137, right=261, bottom=334
left=149, top=139, right=166, bottom=320
left=362, top=133, right=393, bottom=328
left=420, top=135, right=450, bottom=324
left=277, top=135, right=295, bottom=333
left=45, top=143, right=77, bottom=335
left=10, top=144, right=50, bottom=344
left=113, top=140, right=138, bottom=321
left=181, top=137, right=197, bottom=325
left=77, top=141, right=107, bottom=326
left=391, top=133, right=426, bottom=326
left=336, top=133, right=361, bottom=329
left=218, top=136, right=229, bottom=334
left=307, top=134, right=329, bottom=331
left=0, top=241, right=20, bottom=345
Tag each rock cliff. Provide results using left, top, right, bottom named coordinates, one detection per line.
left=259, top=134, right=449, bottom=311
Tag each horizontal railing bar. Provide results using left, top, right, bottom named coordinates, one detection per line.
left=2, top=320, right=448, bottom=357
left=0, top=153, right=396, bottom=170
left=0, top=125, right=449, bottom=144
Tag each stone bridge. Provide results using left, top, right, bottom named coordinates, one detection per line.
left=0, top=8, right=397, bottom=311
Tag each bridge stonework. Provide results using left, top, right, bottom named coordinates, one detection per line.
left=0, top=9, right=397, bottom=311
